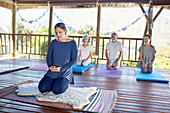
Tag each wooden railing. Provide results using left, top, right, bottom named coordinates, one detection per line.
left=98, top=37, right=143, bottom=65
left=0, top=33, right=13, bottom=54
left=15, top=34, right=50, bottom=56
left=0, top=33, right=143, bottom=65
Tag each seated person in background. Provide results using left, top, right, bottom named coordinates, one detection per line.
left=77, top=35, right=93, bottom=66
left=139, top=35, right=156, bottom=73
left=106, top=32, right=123, bottom=70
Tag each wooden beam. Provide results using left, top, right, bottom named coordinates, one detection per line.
left=153, top=6, right=164, bottom=23
left=139, top=4, right=149, bottom=22
left=95, top=5, right=101, bottom=64
left=0, top=1, right=12, bottom=9
left=15, top=0, right=150, bottom=5
left=12, top=3, right=16, bottom=57
left=15, top=1, right=96, bottom=6
left=152, top=0, right=170, bottom=5
left=143, top=20, right=148, bottom=37
left=48, top=6, right=53, bottom=47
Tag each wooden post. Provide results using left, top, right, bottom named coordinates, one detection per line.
left=95, top=5, right=101, bottom=64
left=12, top=3, right=16, bottom=57
left=144, top=21, right=149, bottom=36
left=148, top=1, right=153, bottom=39
left=48, top=6, right=53, bottom=47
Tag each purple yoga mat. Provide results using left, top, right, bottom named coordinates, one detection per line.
left=93, top=66, right=122, bottom=78
left=27, top=64, right=48, bottom=71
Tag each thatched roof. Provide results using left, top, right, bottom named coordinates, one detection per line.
left=0, top=0, right=170, bottom=9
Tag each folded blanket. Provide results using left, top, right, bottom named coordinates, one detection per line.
left=15, top=83, right=97, bottom=109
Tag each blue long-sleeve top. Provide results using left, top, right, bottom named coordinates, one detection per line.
left=44, top=39, right=78, bottom=82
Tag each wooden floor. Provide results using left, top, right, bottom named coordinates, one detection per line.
left=0, top=57, right=170, bottom=113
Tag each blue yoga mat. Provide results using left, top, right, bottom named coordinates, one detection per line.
left=72, top=63, right=95, bottom=73
left=135, top=68, right=169, bottom=83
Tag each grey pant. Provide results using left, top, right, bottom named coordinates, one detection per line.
left=140, top=63, right=153, bottom=73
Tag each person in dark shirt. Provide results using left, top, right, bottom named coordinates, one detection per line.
left=38, top=23, right=78, bottom=94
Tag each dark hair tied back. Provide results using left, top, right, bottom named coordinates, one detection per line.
left=54, top=23, right=66, bottom=31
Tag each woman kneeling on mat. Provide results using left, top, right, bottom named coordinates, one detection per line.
left=38, top=23, right=78, bottom=94
left=139, top=35, right=156, bottom=73
left=77, top=35, right=93, bottom=66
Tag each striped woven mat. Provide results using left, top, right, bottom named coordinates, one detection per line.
left=0, top=81, right=117, bottom=113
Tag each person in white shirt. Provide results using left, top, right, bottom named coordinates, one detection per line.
left=77, top=35, right=93, bottom=66
left=105, top=33, right=123, bottom=70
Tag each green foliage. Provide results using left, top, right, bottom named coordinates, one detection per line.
left=67, top=25, right=95, bottom=36
left=17, top=22, right=33, bottom=34
left=154, top=58, right=170, bottom=69
left=154, top=47, right=170, bottom=69
left=16, top=22, right=33, bottom=48
left=39, top=26, right=49, bottom=35
left=38, top=25, right=95, bottom=36
left=40, top=40, right=48, bottom=55
left=121, top=61, right=138, bottom=67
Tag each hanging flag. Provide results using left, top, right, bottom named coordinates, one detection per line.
left=51, top=8, right=53, bottom=12
left=100, top=8, right=150, bottom=34
left=78, top=30, right=83, bottom=34
left=52, top=8, right=150, bottom=34
left=59, top=19, right=63, bottom=22
left=104, top=32, right=109, bottom=36
left=29, top=20, right=33, bottom=24
left=100, top=33, right=104, bottom=36
left=126, top=24, right=131, bottom=28
left=67, top=25, right=72, bottom=30
left=73, top=28, right=77, bottom=32
left=43, top=12, right=46, bottom=16
left=116, top=30, right=121, bottom=32
left=83, top=32, right=88, bottom=34
left=136, top=17, right=141, bottom=22
left=56, top=16, right=60, bottom=19
left=132, top=21, right=136, bottom=25
left=34, top=19, right=38, bottom=22
left=16, top=8, right=49, bottom=24
left=38, top=16, right=42, bottom=19
left=21, top=18, right=25, bottom=21
left=146, top=9, right=150, bottom=14
left=141, top=14, right=145, bottom=17
left=122, top=27, right=127, bottom=31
